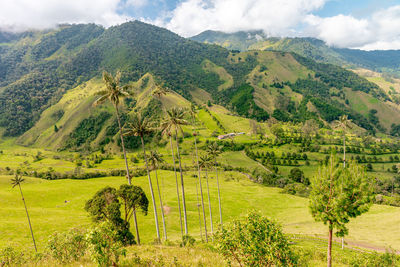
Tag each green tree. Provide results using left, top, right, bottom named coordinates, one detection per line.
left=215, top=211, right=297, bottom=266
left=93, top=71, right=133, bottom=184
left=148, top=150, right=168, bottom=241
left=199, top=154, right=214, bottom=239
left=117, top=185, right=148, bottom=245
left=207, top=141, right=223, bottom=229
left=124, top=113, right=160, bottom=242
left=302, top=119, right=319, bottom=137
left=161, top=107, right=189, bottom=235
left=84, top=187, right=135, bottom=245
left=11, top=175, right=37, bottom=252
left=289, top=167, right=308, bottom=184
left=309, top=157, right=374, bottom=267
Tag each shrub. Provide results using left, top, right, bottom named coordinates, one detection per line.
left=86, top=222, right=127, bottom=267
left=215, top=211, right=297, bottom=266
left=181, top=235, right=196, bottom=247
left=0, top=246, right=26, bottom=266
left=349, top=249, right=400, bottom=266
left=47, top=228, right=87, bottom=263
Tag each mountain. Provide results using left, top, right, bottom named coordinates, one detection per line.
left=1, top=21, right=400, bottom=151
left=191, top=30, right=400, bottom=76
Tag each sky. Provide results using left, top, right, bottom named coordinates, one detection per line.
left=1, top=0, right=400, bottom=50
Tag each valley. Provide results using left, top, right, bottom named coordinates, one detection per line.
left=1, top=21, right=400, bottom=266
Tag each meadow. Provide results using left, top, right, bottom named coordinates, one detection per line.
left=2, top=169, right=400, bottom=251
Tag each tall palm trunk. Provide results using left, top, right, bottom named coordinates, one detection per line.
left=18, top=184, right=37, bottom=252
left=115, top=105, right=131, bottom=184
left=341, top=134, right=346, bottom=249
left=195, top=182, right=203, bottom=240
left=214, top=158, right=222, bottom=229
left=115, top=105, right=141, bottom=244
left=175, top=128, right=188, bottom=235
left=205, top=169, right=214, bottom=240
left=155, top=169, right=167, bottom=241
left=170, top=136, right=183, bottom=240
left=140, top=136, right=160, bottom=241
left=194, top=136, right=208, bottom=242
left=343, top=134, right=346, bottom=168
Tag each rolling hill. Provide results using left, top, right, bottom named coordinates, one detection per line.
left=1, top=21, right=400, bottom=150
left=191, top=30, right=400, bottom=76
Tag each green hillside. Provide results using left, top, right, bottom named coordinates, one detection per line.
left=1, top=21, right=400, bottom=143
left=191, top=30, right=400, bottom=76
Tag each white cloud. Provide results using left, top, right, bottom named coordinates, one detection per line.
left=0, top=0, right=131, bottom=31
left=304, top=14, right=373, bottom=48
left=126, top=0, right=148, bottom=8
left=1, top=0, right=400, bottom=50
left=305, top=5, right=400, bottom=50
left=156, top=0, right=326, bottom=37
left=154, top=0, right=400, bottom=50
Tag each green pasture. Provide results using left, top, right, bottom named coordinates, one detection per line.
left=1, top=170, right=400, bottom=252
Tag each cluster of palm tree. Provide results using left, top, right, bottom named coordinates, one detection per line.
left=94, top=71, right=224, bottom=243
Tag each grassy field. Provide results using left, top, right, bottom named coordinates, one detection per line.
left=2, top=169, right=400, bottom=252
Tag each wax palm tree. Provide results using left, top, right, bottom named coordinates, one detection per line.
left=124, top=112, right=160, bottom=241
left=161, top=107, right=189, bottom=235
left=152, top=85, right=170, bottom=100
left=334, top=114, right=352, bottom=249
left=207, top=141, right=223, bottom=229
left=161, top=123, right=183, bottom=240
left=334, top=115, right=352, bottom=168
left=148, top=150, right=167, bottom=241
left=11, top=175, right=37, bottom=252
left=188, top=104, right=208, bottom=241
left=199, top=154, right=214, bottom=240
left=94, top=70, right=133, bottom=184
left=152, top=85, right=170, bottom=195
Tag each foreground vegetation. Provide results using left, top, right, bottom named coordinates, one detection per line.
left=1, top=170, right=400, bottom=265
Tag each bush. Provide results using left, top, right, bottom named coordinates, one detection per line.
left=349, top=249, right=400, bottom=266
left=215, top=211, right=297, bottom=266
left=86, top=222, right=127, bottom=267
left=181, top=235, right=196, bottom=247
left=47, top=228, right=87, bottom=263
left=0, top=246, right=26, bottom=265
left=282, top=183, right=310, bottom=197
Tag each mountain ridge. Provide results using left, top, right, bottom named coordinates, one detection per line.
left=1, top=21, right=400, bottom=151
left=191, top=30, right=400, bottom=76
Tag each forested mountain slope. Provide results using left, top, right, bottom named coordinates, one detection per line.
left=191, top=30, right=400, bottom=76
left=1, top=21, right=400, bottom=150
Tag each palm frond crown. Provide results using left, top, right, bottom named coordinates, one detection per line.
left=161, top=107, right=188, bottom=136
left=199, top=154, right=212, bottom=169
left=124, top=113, right=153, bottom=138
left=93, top=70, right=133, bottom=107
left=207, top=142, right=223, bottom=159
left=148, top=150, right=165, bottom=169
left=11, top=174, right=24, bottom=188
